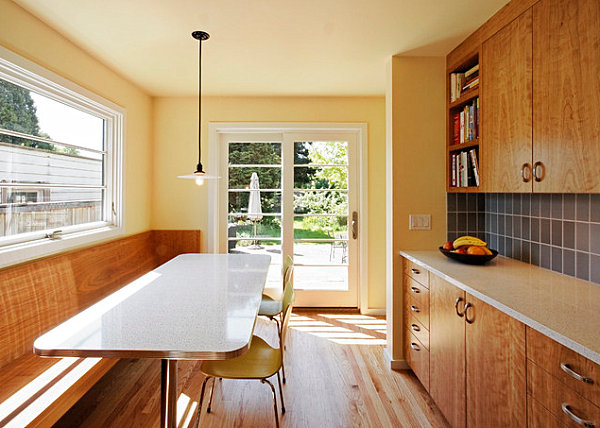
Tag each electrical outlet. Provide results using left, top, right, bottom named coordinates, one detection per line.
left=409, top=214, right=431, bottom=230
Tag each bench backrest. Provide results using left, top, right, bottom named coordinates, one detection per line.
left=0, top=230, right=201, bottom=369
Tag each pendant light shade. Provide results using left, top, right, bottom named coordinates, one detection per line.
left=178, top=31, right=219, bottom=184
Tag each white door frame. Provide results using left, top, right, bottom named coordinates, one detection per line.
left=208, top=122, right=369, bottom=312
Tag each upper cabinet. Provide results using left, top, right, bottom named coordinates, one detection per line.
left=481, top=9, right=533, bottom=193
left=447, top=0, right=600, bottom=193
left=532, top=0, right=600, bottom=193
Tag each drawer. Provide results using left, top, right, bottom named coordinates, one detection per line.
left=528, top=395, right=567, bottom=428
left=405, top=275, right=429, bottom=307
left=527, top=327, right=600, bottom=407
left=528, top=360, right=600, bottom=428
left=403, top=258, right=429, bottom=288
left=407, top=292, right=429, bottom=330
left=407, top=316, right=429, bottom=350
left=406, top=332, right=429, bottom=391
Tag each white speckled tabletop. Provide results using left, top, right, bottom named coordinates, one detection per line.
left=400, top=250, right=600, bottom=365
left=34, top=254, right=271, bottom=359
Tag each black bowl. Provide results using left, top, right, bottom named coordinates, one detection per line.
left=439, top=247, right=498, bottom=265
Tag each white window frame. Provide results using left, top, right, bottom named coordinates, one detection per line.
left=0, top=45, right=124, bottom=268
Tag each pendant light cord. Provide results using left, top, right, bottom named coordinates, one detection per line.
left=192, top=31, right=209, bottom=174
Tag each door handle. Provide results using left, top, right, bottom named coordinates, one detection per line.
left=351, top=211, right=358, bottom=239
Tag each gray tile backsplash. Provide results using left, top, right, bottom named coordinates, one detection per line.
left=447, top=193, right=600, bottom=285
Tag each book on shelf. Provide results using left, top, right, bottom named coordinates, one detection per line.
left=449, top=63, right=479, bottom=102
left=452, top=97, right=479, bottom=144
left=451, top=149, right=480, bottom=188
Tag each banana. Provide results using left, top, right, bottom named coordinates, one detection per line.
left=453, top=235, right=487, bottom=249
left=481, top=247, right=493, bottom=255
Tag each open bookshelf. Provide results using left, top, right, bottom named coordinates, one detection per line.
left=447, top=52, right=480, bottom=192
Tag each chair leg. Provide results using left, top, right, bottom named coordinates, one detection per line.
left=261, top=379, right=280, bottom=428
left=194, top=376, right=211, bottom=428
left=207, top=376, right=217, bottom=413
left=276, top=371, right=286, bottom=413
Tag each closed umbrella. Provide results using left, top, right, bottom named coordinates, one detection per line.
left=247, top=172, right=263, bottom=249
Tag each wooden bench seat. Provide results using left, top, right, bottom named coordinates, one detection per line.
left=0, top=230, right=201, bottom=427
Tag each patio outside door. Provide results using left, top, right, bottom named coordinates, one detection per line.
left=218, top=130, right=359, bottom=307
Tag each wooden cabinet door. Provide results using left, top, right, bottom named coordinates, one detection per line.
left=533, top=0, right=600, bottom=192
left=481, top=9, right=533, bottom=193
left=429, top=275, right=466, bottom=428
left=465, top=294, right=526, bottom=427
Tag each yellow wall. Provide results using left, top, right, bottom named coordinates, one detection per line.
left=0, top=0, right=153, bottom=235
left=152, top=96, right=387, bottom=309
left=386, top=56, right=446, bottom=362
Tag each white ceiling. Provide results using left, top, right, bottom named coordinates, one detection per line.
left=13, top=0, right=508, bottom=97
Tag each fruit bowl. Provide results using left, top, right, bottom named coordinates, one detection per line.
left=439, top=247, right=498, bottom=265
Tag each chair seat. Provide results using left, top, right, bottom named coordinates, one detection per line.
left=201, top=336, right=281, bottom=380
left=258, top=294, right=283, bottom=316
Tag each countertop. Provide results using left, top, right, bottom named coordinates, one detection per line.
left=400, top=250, right=600, bottom=365
left=34, top=254, right=271, bottom=359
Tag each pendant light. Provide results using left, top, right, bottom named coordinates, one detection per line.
left=178, top=31, right=219, bottom=185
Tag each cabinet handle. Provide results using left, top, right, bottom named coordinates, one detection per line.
left=521, top=163, right=532, bottom=183
left=561, top=403, right=595, bottom=428
left=410, top=286, right=421, bottom=294
left=410, top=268, right=421, bottom=275
left=561, top=363, right=594, bottom=384
left=410, top=305, right=420, bottom=313
left=410, top=342, right=421, bottom=351
left=533, top=161, right=546, bottom=182
left=410, top=323, right=421, bottom=332
left=455, top=297, right=465, bottom=317
left=464, top=302, right=474, bottom=324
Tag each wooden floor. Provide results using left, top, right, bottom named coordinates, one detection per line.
left=54, top=310, right=449, bottom=428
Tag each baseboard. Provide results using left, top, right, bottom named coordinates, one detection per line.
left=360, top=308, right=386, bottom=316
left=390, top=359, right=410, bottom=370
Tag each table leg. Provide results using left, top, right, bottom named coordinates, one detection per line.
left=161, top=359, right=178, bottom=428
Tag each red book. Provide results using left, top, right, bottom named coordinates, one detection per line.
left=453, top=113, right=460, bottom=145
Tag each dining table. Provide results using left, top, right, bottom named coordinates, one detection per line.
left=33, top=253, right=271, bottom=428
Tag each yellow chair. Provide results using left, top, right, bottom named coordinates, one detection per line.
left=258, top=255, right=293, bottom=382
left=194, top=280, right=295, bottom=428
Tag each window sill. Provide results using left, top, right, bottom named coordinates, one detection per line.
left=0, top=225, right=124, bottom=270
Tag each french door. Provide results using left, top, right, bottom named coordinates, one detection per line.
left=217, top=130, right=359, bottom=307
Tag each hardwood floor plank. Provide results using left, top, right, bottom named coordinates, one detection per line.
left=54, top=311, right=448, bottom=428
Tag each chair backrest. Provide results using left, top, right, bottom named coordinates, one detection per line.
left=282, top=255, right=293, bottom=286
left=279, top=278, right=295, bottom=351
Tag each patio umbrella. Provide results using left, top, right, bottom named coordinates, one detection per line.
left=247, top=172, right=263, bottom=249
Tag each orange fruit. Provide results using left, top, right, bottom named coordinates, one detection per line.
left=466, top=246, right=486, bottom=255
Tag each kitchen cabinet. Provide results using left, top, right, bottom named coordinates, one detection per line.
left=481, top=9, right=532, bottom=193
left=465, top=294, right=526, bottom=427
left=532, top=0, right=600, bottom=193
left=430, top=275, right=466, bottom=428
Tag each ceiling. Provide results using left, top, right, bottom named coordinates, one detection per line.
left=14, top=0, right=508, bottom=97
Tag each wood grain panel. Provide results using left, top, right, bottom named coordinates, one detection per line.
left=528, top=396, right=567, bottom=428
left=533, top=0, right=600, bottom=192
left=481, top=8, right=533, bottom=193
left=447, top=0, right=541, bottom=71
left=429, top=275, right=465, bottom=428
left=406, top=332, right=430, bottom=392
left=466, top=293, right=526, bottom=427
left=527, top=327, right=600, bottom=407
left=528, top=360, right=600, bottom=427
left=0, top=257, right=78, bottom=368
left=153, top=229, right=202, bottom=266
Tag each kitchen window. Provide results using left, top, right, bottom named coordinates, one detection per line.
left=0, top=46, right=123, bottom=266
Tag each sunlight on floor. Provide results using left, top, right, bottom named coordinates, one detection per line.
left=289, top=313, right=387, bottom=345
left=177, top=393, right=198, bottom=428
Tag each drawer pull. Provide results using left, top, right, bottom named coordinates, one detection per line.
left=561, top=403, right=595, bottom=428
left=410, top=305, right=420, bottom=313
left=410, top=268, right=421, bottom=275
left=410, top=342, right=421, bottom=351
left=410, top=323, right=421, bottom=332
left=561, top=363, right=594, bottom=384
left=455, top=297, right=465, bottom=317
left=410, top=286, right=421, bottom=294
